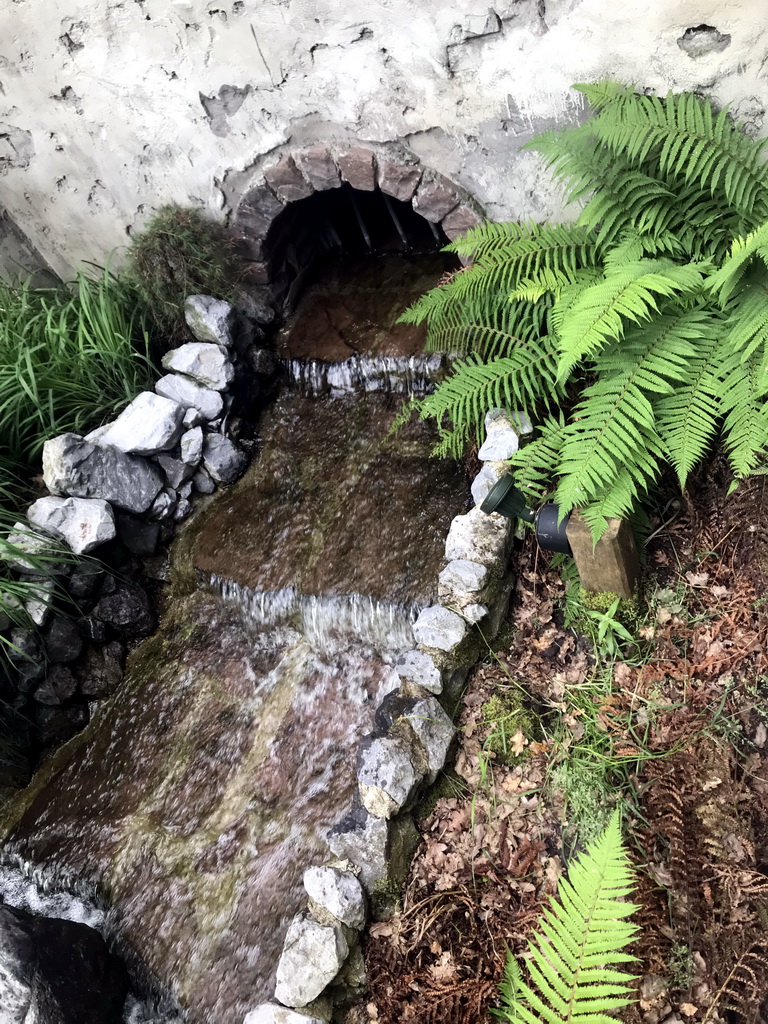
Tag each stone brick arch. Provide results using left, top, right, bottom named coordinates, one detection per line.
left=231, top=142, right=484, bottom=293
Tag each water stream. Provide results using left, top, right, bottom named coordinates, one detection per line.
left=0, top=254, right=468, bottom=1023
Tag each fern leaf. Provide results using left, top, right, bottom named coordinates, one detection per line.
left=495, top=810, right=638, bottom=1024
left=555, top=259, right=706, bottom=378
left=508, top=413, right=569, bottom=505
left=706, top=220, right=768, bottom=304
left=719, top=349, right=768, bottom=477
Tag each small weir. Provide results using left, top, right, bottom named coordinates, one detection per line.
left=0, top=251, right=468, bottom=1023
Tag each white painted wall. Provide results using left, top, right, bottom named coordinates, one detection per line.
left=0, top=0, right=766, bottom=279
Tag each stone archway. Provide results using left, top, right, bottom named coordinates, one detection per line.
left=231, top=142, right=484, bottom=295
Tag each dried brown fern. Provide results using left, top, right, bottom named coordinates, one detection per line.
left=702, top=944, right=768, bottom=1024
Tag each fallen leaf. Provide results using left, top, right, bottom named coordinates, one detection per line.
left=510, top=728, right=528, bottom=756
left=680, top=1003, right=698, bottom=1017
left=686, top=570, right=709, bottom=587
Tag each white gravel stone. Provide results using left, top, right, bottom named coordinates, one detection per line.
left=162, top=342, right=234, bottom=391
left=303, top=866, right=366, bottom=929
left=358, top=734, right=421, bottom=819
left=27, top=496, right=116, bottom=555
left=444, top=506, right=512, bottom=565
left=394, top=649, right=443, bottom=695
left=96, top=391, right=185, bottom=455
left=180, top=426, right=204, bottom=465
left=156, top=373, right=224, bottom=422
left=244, top=1006, right=325, bottom=1024
left=274, top=914, right=348, bottom=1008
left=412, top=605, right=468, bottom=652
left=184, top=295, right=236, bottom=348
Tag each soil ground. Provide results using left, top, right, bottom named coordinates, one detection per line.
left=364, top=460, right=768, bottom=1024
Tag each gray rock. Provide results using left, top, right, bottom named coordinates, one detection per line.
left=404, top=697, right=455, bottom=784
left=155, top=373, right=226, bottom=422
left=184, top=295, right=236, bottom=348
left=295, top=145, right=341, bottom=191
left=0, top=902, right=128, bottom=1024
left=34, top=664, right=77, bottom=705
left=337, top=147, right=376, bottom=191
left=44, top=614, right=82, bottom=664
left=115, top=514, right=160, bottom=557
left=438, top=559, right=489, bottom=604
left=21, top=582, right=52, bottom=628
left=202, top=433, right=248, bottom=484
left=162, top=343, right=234, bottom=391
left=182, top=405, right=205, bottom=428
left=68, top=566, right=103, bottom=601
left=273, top=914, right=348, bottom=1008
left=95, top=392, right=186, bottom=455
left=78, top=641, right=125, bottom=698
left=193, top=468, right=216, bottom=495
left=327, top=807, right=389, bottom=893
left=477, top=429, right=520, bottom=462
left=245, top=345, right=277, bottom=376
left=444, top=506, right=512, bottom=565
left=155, top=453, right=195, bottom=490
left=149, top=489, right=177, bottom=521
left=27, top=496, right=116, bottom=555
left=178, top=480, right=194, bottom=500
left=412, top=605, right=468, bottom=652
left=470, top=461, right=507, bottom=506
left=357, top=733, right=422, bottom=819
left=244, top=1006, right=325, bottom=1024
left=180, top=426, right=204, bottom=465
left=377, top=157, right=422, bottom=201
left=92, top=583, right=156, bottom=637
left=232, top=288, right=275, bottom=325
left=264, top=153, right=314, bottom=203
left=461, top=603, right=488, bottom=624
left=303, top=866, right=366, bottom=930
left=412, top=173, right=460, bottom=223
left=0, top=523, right=64, bottom=574
left=34, top=704, right=88, bottom=746
left=394, top=649, right=443, bottom=695
left=42, top=433, right=164, bottom=515
left=174, top=498, right=194, bottom=521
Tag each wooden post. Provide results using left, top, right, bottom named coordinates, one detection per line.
left=565, top=512, right=639, bottom=599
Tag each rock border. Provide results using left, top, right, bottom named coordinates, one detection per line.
left=260, top=410, right=531, bottom=1023
left=232, top=143, right=484, bottom=288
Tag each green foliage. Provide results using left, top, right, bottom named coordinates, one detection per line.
left=402, top=81, right=768, bottom=539
left=494, top=810, right=639, bottom=1024
left=125, top=204, right=241, bottom=341
left=0, top=269, right=153, bottom=470
left=481, top=691, right=537, bottom=765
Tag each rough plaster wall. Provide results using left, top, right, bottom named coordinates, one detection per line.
left=0, top=0, right=767, bottom=279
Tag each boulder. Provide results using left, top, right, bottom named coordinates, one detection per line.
left=43, top=434, right=164, bottom=515
left=403, top=697, right=455, bottom=784
left=27, top=496, right=116, bottom=555
left=0, top=902, right=128, bottom=1024
left=184, top=295, right=236, bottom=348
left=44, top=614, right=83, bottom=664
left=161, top=343, right=234, bottom=392
left=155, top=373, right=226, bottom=422
left=94, top=392, right=186, bottom=455
left=412, top=174, right=460, bottom=223
left=357, top=733, right=422, bottom=819
left=92, top=583, right=156, bottom=637
left=273, top=914, right=348, bottom=1008
left=444, top=506, right=512, bottom=565
left=394, top=649, right=443, bottom=695
left=303, top=866, right=366, bottom=930
left=412, top=606, right=468, bottom=653
left=461, top=603, right=488, bottom=623
left=180, top=426, right=204, bottom=466
left=327, top=807, right=390, bottom=893
left=155, top=454, right=195, bottom=490
left=202, top=433, right=248, bottom=484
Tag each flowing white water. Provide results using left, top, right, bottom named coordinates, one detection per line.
left=281, top=353, right=446, bottom=396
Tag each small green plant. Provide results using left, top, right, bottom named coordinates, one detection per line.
left=401, top=81, right=768, bottom=539
left=493, top=809, right=639, bottom=1024
left=481, top=691, right=537, bottom=765
left=668, top=941, right=694, bottom=990
left=125, top=205, right=241, bottom=341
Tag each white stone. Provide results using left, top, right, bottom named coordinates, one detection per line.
left=303, top=866, right=366, bottom=929
left=470, top=461, right=507, bottom=506
left=244, top=1006, right=325, bottom=1024
left=180, top=426, right=204, bottom=465
left=274, top=915, right=348, bottom=1008
left=358, top=734, right=421, bottom=818
left=439, top=559, right=488, bottom=597
left=461, top=603, right=488, bottom=623
left=156, top=373, right=224, bottom=422
left=485, top=408, right=533, bottom=436
left=412, top=605, right=468, bottom=652
left=184, top=295, right=236, bottom=348
left=0, top=524, right=64, bottom=574
left=0, top=591, right=23, bottom=631
left=444, top=506, right=512, bottom=565
left=394, top=649, right=443, bottom=695
left=95, top=392, right=186, bottom=455
left=202, top=433, right=248, bottom=484
left=404, top=697, right=455, bottom=783
left=162, top=343, right=234, bottom=391
left=477, top=429, right=520, bottom=461
left=326, top=810, right=389, bottom=893
left=27, top=496, right=116, bottom=555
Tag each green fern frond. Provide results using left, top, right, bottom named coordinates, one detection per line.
left=585, top=86, right=768, bottom=223
left=573, top=80, right=637, bottom=113
left=417, top=342, right=561, bottom=457
left=556, top=260, right=707, bottom=379
left=508, top=413, right=569, bottom=505
left=494, top=810, right=638, bottom=1024
left=719, top=350, right=768, bottom=477
left=706, top=221, right=768, bottom=305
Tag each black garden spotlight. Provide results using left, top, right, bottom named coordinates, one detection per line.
left=480, top=472, right=571, bottom=554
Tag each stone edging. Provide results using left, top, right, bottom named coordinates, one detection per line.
left=254, top=411, right=532, bottom=1023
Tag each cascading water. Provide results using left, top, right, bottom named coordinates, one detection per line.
left=0, top=253, right=468, bottom=1024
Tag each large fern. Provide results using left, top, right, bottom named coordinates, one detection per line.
left=402, top=81, right=768, bottom=539
left=494, top=810, right=639, bottom=1024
